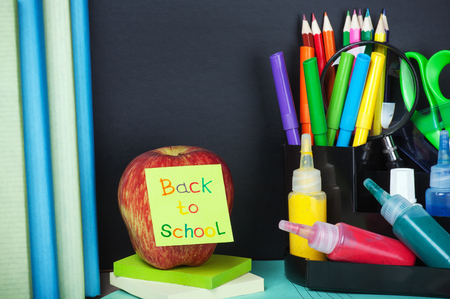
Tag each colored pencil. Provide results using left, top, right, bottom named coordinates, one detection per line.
left=322, top=12, right=336, bottom=108
left=361, top=9, right=373, bottom=55
left=383, top=8, right=389, bottom=43
left=343, top=11, right=351, bottom=47
left=381, top=8, right=393, bottom=129
left=350, top=9, right=361, bottom=44
left=371, top=13, right=387, bottom=136
left=358, top=8, right=363, bottom=29
left=311, top=13, right=326, bottom=76
left=323, top=12, right=336, bottom=62
left=301, top=14, right=315, bottom=49
left=367, top=9, right=375, bottom=37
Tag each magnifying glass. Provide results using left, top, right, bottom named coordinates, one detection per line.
left=320, top=41, right=419, bottom=167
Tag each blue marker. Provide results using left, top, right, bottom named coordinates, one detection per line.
left=336, top=53, right=371, bottom=147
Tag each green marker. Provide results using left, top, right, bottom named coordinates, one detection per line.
left=326, top=52, right=354, bottom=146
left=303, top=57, right=327, bottom=146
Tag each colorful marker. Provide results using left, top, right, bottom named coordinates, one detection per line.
left=371, top=14, right=387, bottom=136
left=270, top=52, right=301, bottom=145
left=303, top=57, right=328, bottom=146
left=326, top=52, right=354, bottom=146
left=336, top=53, right=371, bottom=147
left=353, top=52, right=386, bottom=147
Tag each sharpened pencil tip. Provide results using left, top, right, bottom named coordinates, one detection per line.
left=324, top=12, right=328, bottom=17
left=365, top=8, right=370, bottom=17
left=347, top=10, right=350, bottom=16
left=303, top=14, right=306, bottom=21
left=312, top=13, right=316, bottom=21
left=383, top=8, right=386, bottom=15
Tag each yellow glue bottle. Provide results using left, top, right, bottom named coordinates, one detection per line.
left=288, top=133, right=327, bottom=261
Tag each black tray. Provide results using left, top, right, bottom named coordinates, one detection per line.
left=283, top=142, right=450, bottom=298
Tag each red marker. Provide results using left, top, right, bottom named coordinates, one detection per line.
left=301, top=14, right=315, bottom=48
left=311, top=13, right=326, bottom=76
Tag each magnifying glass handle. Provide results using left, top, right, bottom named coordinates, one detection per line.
left=381, top=135, right=404, bottom=169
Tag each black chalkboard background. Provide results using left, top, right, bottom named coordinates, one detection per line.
left=88, top=0, right=450, bottom=270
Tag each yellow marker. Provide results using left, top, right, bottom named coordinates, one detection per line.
left=353, top=52, right=386, bottom=147
left=288, top=134, right=327, bottom=261
left=371, top=14, right=387, bottom=135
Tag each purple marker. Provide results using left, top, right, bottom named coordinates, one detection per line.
left=270, top=52, right=301, bottom=145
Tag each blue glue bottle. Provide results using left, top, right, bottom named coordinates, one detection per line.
left=426, top=130, right=450, bottom=216
left=364, top=178, right=450, bottom=268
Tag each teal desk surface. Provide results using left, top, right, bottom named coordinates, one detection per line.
left=99, top=260, right=445, bottom=299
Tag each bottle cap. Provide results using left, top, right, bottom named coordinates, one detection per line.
left=292, top=134, right=321, bottom=193
left=390, top=168, right=416, bottom=203
left=278, top=220, right=338, bottom=254
left=364, top=178, right=413, bottom=225
left=430, top=130, right=450, bottom=188
left=308, top=221, right=339, bottom=254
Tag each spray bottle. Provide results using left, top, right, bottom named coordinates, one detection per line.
left=279, top=220, right=416, bottom=266
left=288, top=133, right=327, bottom=261
left=426, top=130, right=450, bottom=216
left=364, top=178, right=450, bottom=268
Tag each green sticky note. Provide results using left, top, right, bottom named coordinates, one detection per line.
left=145, top=164, right=233, bottom=246
left=113, top=254, right=252, bottom=289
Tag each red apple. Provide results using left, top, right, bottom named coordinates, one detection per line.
left=118, top=145, right=234, bottom=270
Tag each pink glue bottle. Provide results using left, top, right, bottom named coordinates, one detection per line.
left=279, top=220, right=416, bottom=266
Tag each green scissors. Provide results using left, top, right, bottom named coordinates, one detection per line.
left=400, top=50, right=450, bottom=149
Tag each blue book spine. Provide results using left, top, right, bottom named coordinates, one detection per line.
left=17, top=0, right=60, bottom=298
left=70, top=0, right=101, bottom=296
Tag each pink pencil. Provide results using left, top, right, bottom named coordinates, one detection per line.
left=350, top=9, right=361, bottom=44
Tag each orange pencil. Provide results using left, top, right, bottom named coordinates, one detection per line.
left=323, top=12, right=336, bottom=61
left=300, top=46, right=315, bottom=142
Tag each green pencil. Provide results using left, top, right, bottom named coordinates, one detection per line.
left=343, top=11, right=351, bottom=47
left=361, top=9, right=373, bottom=55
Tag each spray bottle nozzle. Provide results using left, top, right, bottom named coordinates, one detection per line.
left=300, top=133, right=314, bottom=170
left=292, top=134, right=322, bottom=193
left=363, top=178, right=391, bottom=206
left=438, top=130, right=450, bottom=165
left=279, top=220, right=312, bottom=239
left=430, top=130, right=450, bottom=188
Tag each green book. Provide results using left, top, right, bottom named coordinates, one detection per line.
left=114, top=254, right=252, bottom=289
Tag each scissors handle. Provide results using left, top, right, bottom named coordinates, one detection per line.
left=427, top=50, right=450, bottom=130
left=403, top=52, right=442, bottom=149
